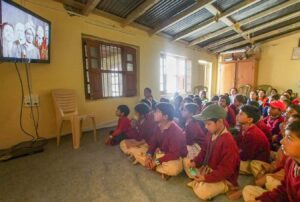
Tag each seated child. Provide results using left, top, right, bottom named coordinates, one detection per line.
left=230, top=94, right=246, bottom=115
left=193, top=97, right=202, bottom=113
left=219, top=95, right=236, bottom=128
left=236, top=105, right=270, bottom=175
left=258, top=89, right=269, bottom=108
left=105, top=105, right=131, bottom=145
left=173, top=95, right=184, bottom=128
left=133, top=102, right=187, bottom=179
left=119, top=103, right=156, bottom=155
left=183, top=104, right=240, bottom=200
left=181, top=103, right=207, bottom=159
left=243, top=120, right=300, bottom=202
left=285, top=104, right=300, bottom=120
left=199, top=90, right=208, bottom=104
left=263, top=101, right=286, bottom=150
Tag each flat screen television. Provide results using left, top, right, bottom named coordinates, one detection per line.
left=0, top=0, right=51, bottom=63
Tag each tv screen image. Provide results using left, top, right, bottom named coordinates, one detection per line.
left=0, top=0, right=51, bottom=63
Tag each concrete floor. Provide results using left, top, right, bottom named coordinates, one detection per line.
left=0, top=129, right=253, bottom=202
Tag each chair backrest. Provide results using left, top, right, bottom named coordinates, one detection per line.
left=238, top=84, right=252, bottom=96
left=256, top=85, right=273, bottom=96
left=194, top=85, right=208, bottom=95
left=52, top=89, right=78, bottom=117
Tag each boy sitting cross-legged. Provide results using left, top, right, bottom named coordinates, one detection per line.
left=183, top=104, right=241, bottom=200
left=133, top=102, right=188, bottom=179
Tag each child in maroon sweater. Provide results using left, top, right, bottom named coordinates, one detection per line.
left=236, top=105, right=270, bottom=175
left=105, top=105, right=131, bottom=145
left=136, top=103, right=187, bottom=179
left=219, top=95, right=236, bottom=128
left=243, top=120, right=300, bottom=202
left=263, top=101, right=286, bottom=150
left=184, top=104, right=240, bottom=200
left=229, top=94, right=246, bottom=115
left=181, top=103, right=207, bottom=159
left=120, top=103, right=156, bottom=155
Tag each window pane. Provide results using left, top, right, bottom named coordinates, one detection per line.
left=91, top=59, right=98, bottom=69
left=127, top=54, right=133, bottom=62
left=90, top=46, right=97, bottom=57
left=127, top=63, right=133, bottom=71
left=85, top=58, right=89, bottom=70
left=86, top=71, right=90, bottom=83
left=102, top=73, right=123, bottom=97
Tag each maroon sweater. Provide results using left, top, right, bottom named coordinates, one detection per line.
left=147, top=122, right=188, bottom=163
left=126, top=112, right=156, bottom=144
left=226, top=106, right=236, bottom=128
left=263, top=115, right=284, bottom=136
left=193, top=131, right=240, bottom=186
left=256, top=119, right=272, bottom=142
left=257, top=158, right=300, bottom=202
left=237, top=125, right=270, bottom=162
left=184, top=119, right=207, bottom=148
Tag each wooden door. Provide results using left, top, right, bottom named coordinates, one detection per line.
left=236, top=60, right=257, bottom=88
left=219, top=62, right=236, bottom=94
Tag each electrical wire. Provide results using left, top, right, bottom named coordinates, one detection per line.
left=15, top=63, right=35, bottom=140
left=25, top=62, right=41, bottom=139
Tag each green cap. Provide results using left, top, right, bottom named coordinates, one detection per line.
left=193, top=104, right=226, bottom=121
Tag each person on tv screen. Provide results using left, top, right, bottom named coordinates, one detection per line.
left=34, top=25, right=48, bottom=60
left=1, top=23, right=15, bottom=57
left=22, top=23, right=40, bottom=59
left=12, top=22, right=26, bottom=58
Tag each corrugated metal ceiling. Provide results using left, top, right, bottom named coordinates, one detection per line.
left=213, top=0, right=244, bottom=12
left=96, top=0, right=146, bottom=18
left=134, top=0, right=197, bottom=28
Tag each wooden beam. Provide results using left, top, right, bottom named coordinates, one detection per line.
left=173, top=0, right=259, bottom=41
left=188, top=0, right=299, bottom=46
left=150, top=0, right=216, bottom=35
left=82, top=0, right=102, bottom=16
left=123, top=0, right=159, bottom=27
left=206, top=11, right=300, bottom=49
left=213, top=22, right=300, bottom=53
left=56, top=0, right=85, bottom=9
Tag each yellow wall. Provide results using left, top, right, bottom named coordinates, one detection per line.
left=0, top=0, right=217, bottom=148
left=258, top=32, right=300, bottom=94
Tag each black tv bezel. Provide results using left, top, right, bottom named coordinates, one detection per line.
left=0, top=0, right=51, bottom=64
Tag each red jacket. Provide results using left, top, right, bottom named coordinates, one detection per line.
left=229, top=104, right=239, bottom=115
left=112, top=117, right=131, bottom=137
left=256, top=119, right=272, bottom=142
left=147, top=122, right=188, bottom=163
left=126, top=112, right=156, bottom=144
left=257, top=158, right=300, bottom=202
left=226, top=106, right=236, bottom=128
left=184, top=119, right=207, bottom=148
left=193, top=131, right=240, bottom=186
left=263, top=115, right=284, bottom=136
left=237, top=125, right=270, bottom=162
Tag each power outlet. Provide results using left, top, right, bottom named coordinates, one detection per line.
left=24, top=94, right=39, bottom=107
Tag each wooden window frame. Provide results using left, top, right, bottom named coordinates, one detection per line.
left=82, top=38, right=137, bottom=100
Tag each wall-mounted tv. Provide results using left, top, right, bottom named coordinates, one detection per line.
left=0, top=0, right=51, bottom=63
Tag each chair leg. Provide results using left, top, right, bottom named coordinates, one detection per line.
left=57, top=121, right=64, bottom=146
left=92, top=117, right=97, bottom=142
left=80, top=119, right=83, bottom=139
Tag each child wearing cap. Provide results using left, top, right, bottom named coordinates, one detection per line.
left=219, top=95, right=236, bottom=128
left=181, top=103, right=207, bottom=159
left=105, top=105, right=131, bottom=145
left=236, top=105, right=270, bottom=175
left=119, top=103, right=156, bottom=156
left=134, top=102, right=187, bottom=179
left=183, top=104, right=241, bottom=200
left=243, top=121, right=300, bottom=202
left=263, top=101, right=285, bottom=150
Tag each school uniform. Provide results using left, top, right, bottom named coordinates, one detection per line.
left=184, top=130, right=240, bottom=200
left=237, top=124, right=270, bottom=175
left=111, top=116, right=131, bottom=144
left=120, top=112, right=156, bottom=155
left=243, top=158, right=300, bottom=202
left=134, top=121, right=188, bottom=176
left=229, top=104, right=239, bottom=115
left=263, top=115, right=284, bottom=137
left=226, top=106, right=236, bottom=128
left=184, top=119, right=207, bottom=159
left=256, top=119, right=272, bottom=143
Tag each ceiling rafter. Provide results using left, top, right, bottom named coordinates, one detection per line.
left=173, top=0, right=260, bottom=41
left=82, top=0, right=103, bottom=16
left=122, top=0, right=160, bottom=27
left=213, top=21, right=300, bottom=53
left=188, top=0, right=300, bottom=46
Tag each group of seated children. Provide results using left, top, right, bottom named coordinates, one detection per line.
left=105, top=87, right=300, bottom=201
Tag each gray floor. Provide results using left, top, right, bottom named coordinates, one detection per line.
left=0, top=129, right=253, bottom=202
